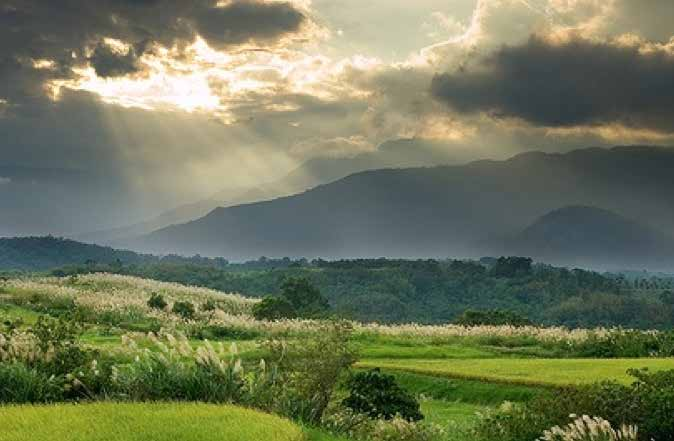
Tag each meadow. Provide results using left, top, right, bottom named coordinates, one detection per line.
left=1, top=272, right=673, bottom=441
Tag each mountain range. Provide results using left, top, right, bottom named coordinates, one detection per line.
left=78, top=138, right=487, bottom=244
left=128, top=146, right=674, bottom=270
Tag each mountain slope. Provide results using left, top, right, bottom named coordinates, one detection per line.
left=503, top=206, right=674, bottom=269
left=134, top=146, right=674, bottom=269
left=0, top=236, right=156, bottom=271
left=79, top=138, right=484, bottom=244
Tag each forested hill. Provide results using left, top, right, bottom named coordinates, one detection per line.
left=56, top=257, right=674, bottom=329
left=0, top=236, right=228, bottom=271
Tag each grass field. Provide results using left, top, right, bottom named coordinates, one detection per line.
left=0, top=403, right=304, bottom=441
left=420, top=400, right=485, bottom=427
left=358, top=358, right=674, bottom=386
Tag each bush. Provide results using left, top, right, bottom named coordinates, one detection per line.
left=188, top=324, right=261, bottom=341
left=322, top=407, right=442, bottom=441
left=570, top=330, right=674, bottom=358
left=147, top=293, right=167, bottom=310
left=253, top=296, right=296, bottom=320
left=343, top=368, right=423, bottom=421
left=266, top=320, right=357, bottom=424
left=201, top=299, right=217, bottom=312
left=0, top=363, right=63, bottom=403
left=473, top=369, right=674, bottom=441
left=172, top=301, right=195, bottom=320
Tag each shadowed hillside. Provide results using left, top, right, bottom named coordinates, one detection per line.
left=501, top=206, right=674, bottom=270
left=133, top=146, right=674, bottom=270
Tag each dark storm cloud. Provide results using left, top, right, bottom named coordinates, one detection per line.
left=0, top=0, right=307, bottom=106
left=194, top=1, right=305, bottom=48
left=431, top=35, right=674, bottom=132
left=89, top=42, right=143, bottom=78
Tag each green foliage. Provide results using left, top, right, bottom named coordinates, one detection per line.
left=280, top=277, right=330, bottom=318
left=172, top=301, right=195, bottom=320
left=569, top=330, right=674, bottom=358
left=31, top=316, right=91, bottom=376
left=147, top=293, right=167, bottom=310
left=266, top=321, right=358, bottom=424
left=54, top=257, right=668, bottom=329
left=343, top=368, right=423, bottom=421
left=455, top=309, right=532, bottom=327
left=188, top=324, right=261, bottom=341
left=489, top=257, right=533, bottom=278
left=322, top=407, right=443, bottom=441
left=0, top=363, right=63, bottom=403
left=473, top=369, right=674, bottom=441
left=253, top=296, right=297, bottom=320
left=660, top=290, right=674, bottom=305
left=201, top=299, right=217, bottom=312
left=386, top=371, right=541, bottom=406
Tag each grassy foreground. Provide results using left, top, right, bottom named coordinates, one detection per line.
left=359, top=358, right=674, bottom=387
left=0, top=403, right=304, bottom=441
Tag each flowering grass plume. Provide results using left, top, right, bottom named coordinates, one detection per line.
left=540, top=415, right=638, bottom=441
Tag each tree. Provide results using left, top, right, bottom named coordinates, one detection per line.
left=490, top=257, right=533, bottom=278
left=343, top=368, right=423, bottom=421
left=660, top=290, right=674, bottom=305
left=280, top=277, right=329, bottom=317
left=252, top=296, right=296, bottom=320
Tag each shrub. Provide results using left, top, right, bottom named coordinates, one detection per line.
left=253, top=296, right=296, bottom=320
left=201, top=299, right=217, bottom=312
left=172, top=301, right=195, bottom=320
left=0, top=363, right=63, bottom=403
left=367, top=416, right=444, bottom=441
left=188, top=324, right=261, bottom=341
left=343, top=368, right=423, bottom=421
left=473, top=369, right=674, bottom=441
left=266, top=320, right=357, bottom=424
left=31, top=316, right=92, bottom=376
left=570, top=330, right=674, bottom=358
left=147, top=293, right=167, bottom=310
left=322, top=407, right=443, bottom=441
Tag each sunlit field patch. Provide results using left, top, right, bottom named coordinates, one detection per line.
left=0, top=402, right=304, bottom=441
left=358, top=358, right=674, bottom=387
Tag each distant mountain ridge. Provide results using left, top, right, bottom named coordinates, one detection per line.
left=132, top=146, right=674, bottom=270
left=502, top=206, right=674, bottom=270
left=77, top=138, right=483, bottom=245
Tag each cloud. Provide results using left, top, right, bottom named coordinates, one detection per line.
left=290, top=135, right=376, bottom=159
left=431, top=34, right=674, bottom=132
left=0, top=177, right=11, bottom=185
left=194, top=1, right=305, bottom=49
left=89, top=42, right=144, bottom=78
left=0, top=0, right=310, bottom=108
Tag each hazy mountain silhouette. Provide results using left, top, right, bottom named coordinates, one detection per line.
left=80, top=138, right=483, bottom=244
left=499, top=206, right=674, bottom=270
left=132, top=146, right=674, bottom=270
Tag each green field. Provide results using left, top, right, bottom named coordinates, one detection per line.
left=359, top=358, right=674, bottom=386
left=0, top=403, right=304, bottom=441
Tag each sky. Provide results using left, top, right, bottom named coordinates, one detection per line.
left=1, top=0, right=674, bottom=235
